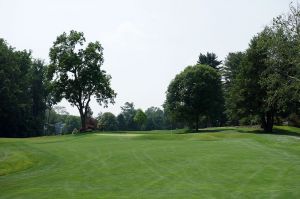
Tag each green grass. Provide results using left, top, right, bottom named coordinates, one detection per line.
left=1, top=126, right=300, bottom=198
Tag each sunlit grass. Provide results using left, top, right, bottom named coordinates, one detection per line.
left=0, top=126, right=300, bottom=198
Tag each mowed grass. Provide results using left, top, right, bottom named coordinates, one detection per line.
left=1, top=127, right=300, bottom=198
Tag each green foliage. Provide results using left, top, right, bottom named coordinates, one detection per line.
left=120, top=102, right=137, bottom=130
left=133, top=109, right=147, bottom=130
left=223, top=52, right=246, bottom=125
left=197, top=52, right=222, bottom=69
left=48, top=30, right=116, bottom=129
left=44, top=107, right=80, bottom=135
left=0, top=39, right=47, bottom=137
left=164, top=64, right=224, bottom=131
left=98, top=112, right=118, bottom=131
left=145, top=107, right=165, bottom=130
left=63, top=115, right=81, bottom=134
left=225, top=4, right=300, bottom=132
left=116, top=114, right=126, bottom=130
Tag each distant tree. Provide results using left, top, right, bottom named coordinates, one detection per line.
left=164, top=64, right=223, bottom=131
left=53, top=106, right=69, bottom=115
left=145, top=107, right=165, bottom=130
left=48, top=30, right=116, bottom=130
left=117, top=114, right=126, bottom=130
left=63, top=115, right=81, bottom=134
left=98, top=112, right=118, bottom=131
left=120, top=102, right=137, bottom=130
left=134, top=109, right=147, bottom=130
left=197, top=52, right=222, bottom=69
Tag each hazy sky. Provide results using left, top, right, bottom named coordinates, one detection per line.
left=0, top=0, right=292, bottom=116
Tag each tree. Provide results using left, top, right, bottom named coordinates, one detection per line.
left=120, top=102, right=137, bottom=130
left=63, top=115, right=81, bottom=134
left=29, top=59, right=48, bottom=135
left=48, top=30, right=116, bottom=130
left=164, top=64, right=223, bottom=131
left=53, top=106, right=69, bottom=115
left=223, top=52, right=246, bottom=125
left=226, top=3, right=300, bottom=132
left=145, top=107, right=165, bottom=130
left=197, top=52, right=222, bottom=69
left=117, top=114, right=126, bottom=130
left=98, top=112, right=118, bottom=131
left=134, top=109, right=147, bottom=130
left=0, top=39, right=48, bottom=137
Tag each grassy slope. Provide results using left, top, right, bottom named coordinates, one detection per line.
left=0, top=126, right=300, bottom=198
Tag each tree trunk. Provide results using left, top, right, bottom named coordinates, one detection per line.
left=47, top=108, right=51, bottom=135
left=195, top=115, right=199, bottom=132
left=261, top=112, right=274, bottom=133
left=81, top=115, right=86, bottom=130
left=206, top=116, right=211, bottom=128
left=79, top=108, right=86, bottom=130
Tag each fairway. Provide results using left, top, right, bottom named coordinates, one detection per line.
left=1, top=127, right=300, bottom=198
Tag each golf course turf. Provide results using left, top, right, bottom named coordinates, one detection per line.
left=1, top=126, right=300, bottom=198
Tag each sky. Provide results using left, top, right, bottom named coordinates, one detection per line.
left=0, top=0, right=293, bottom=116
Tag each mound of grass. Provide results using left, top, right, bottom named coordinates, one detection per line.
left=0, top=126, right=300, bottom=198
left=0, top=144, right=34, bottom=176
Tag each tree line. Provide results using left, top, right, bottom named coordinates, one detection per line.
left=0, top=39, right=49, bottom=137
left=165, top=3, right=300, bottom=132
left=0, top=2, right=299, bottom=137
left=97, top=102, right=177, bottom=131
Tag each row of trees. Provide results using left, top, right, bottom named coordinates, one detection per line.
left=224, top=3, right=299, bottom=132
left=97, top=102, right=176, bottom=131
left=42, top=102, right=173, bottom=133
left=0, top=2, right=298, bottom=136
left=164, top=3, right=300, bottom=132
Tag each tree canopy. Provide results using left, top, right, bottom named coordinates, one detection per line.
left=224, top=3, right=300, bottom=132
left=0, top=39, right=48, bottom=137
left=98, top=112, right=118, bottom=131
left=197, top=52, right=222, bottom=69
left=134, top=109, right=147, bottom=130
left=164, top=64, right=223, bottom=131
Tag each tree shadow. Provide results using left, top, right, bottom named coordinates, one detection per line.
left=235, top=127, right=300, bottom=137
left=179, top=126, right=300, bottom=138
left=179, top=128, right=237, bottom=134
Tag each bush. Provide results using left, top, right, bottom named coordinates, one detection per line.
left=72, top=128, right=79, bottom=135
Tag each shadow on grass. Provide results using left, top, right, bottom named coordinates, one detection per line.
left=181, top=126, right=300, bottom=138
left=235, top=127, right=300, bottom=137
left=272, top=127, right=300, bottom=137
left=179, top=128, right=237, bottom=134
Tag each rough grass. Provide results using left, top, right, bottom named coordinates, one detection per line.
left=0, top=126, right=300, bottom=198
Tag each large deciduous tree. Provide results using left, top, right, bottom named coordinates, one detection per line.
left=164, top=64, right=223, bottom=131
left=48, top=30, right=116, bottom=130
